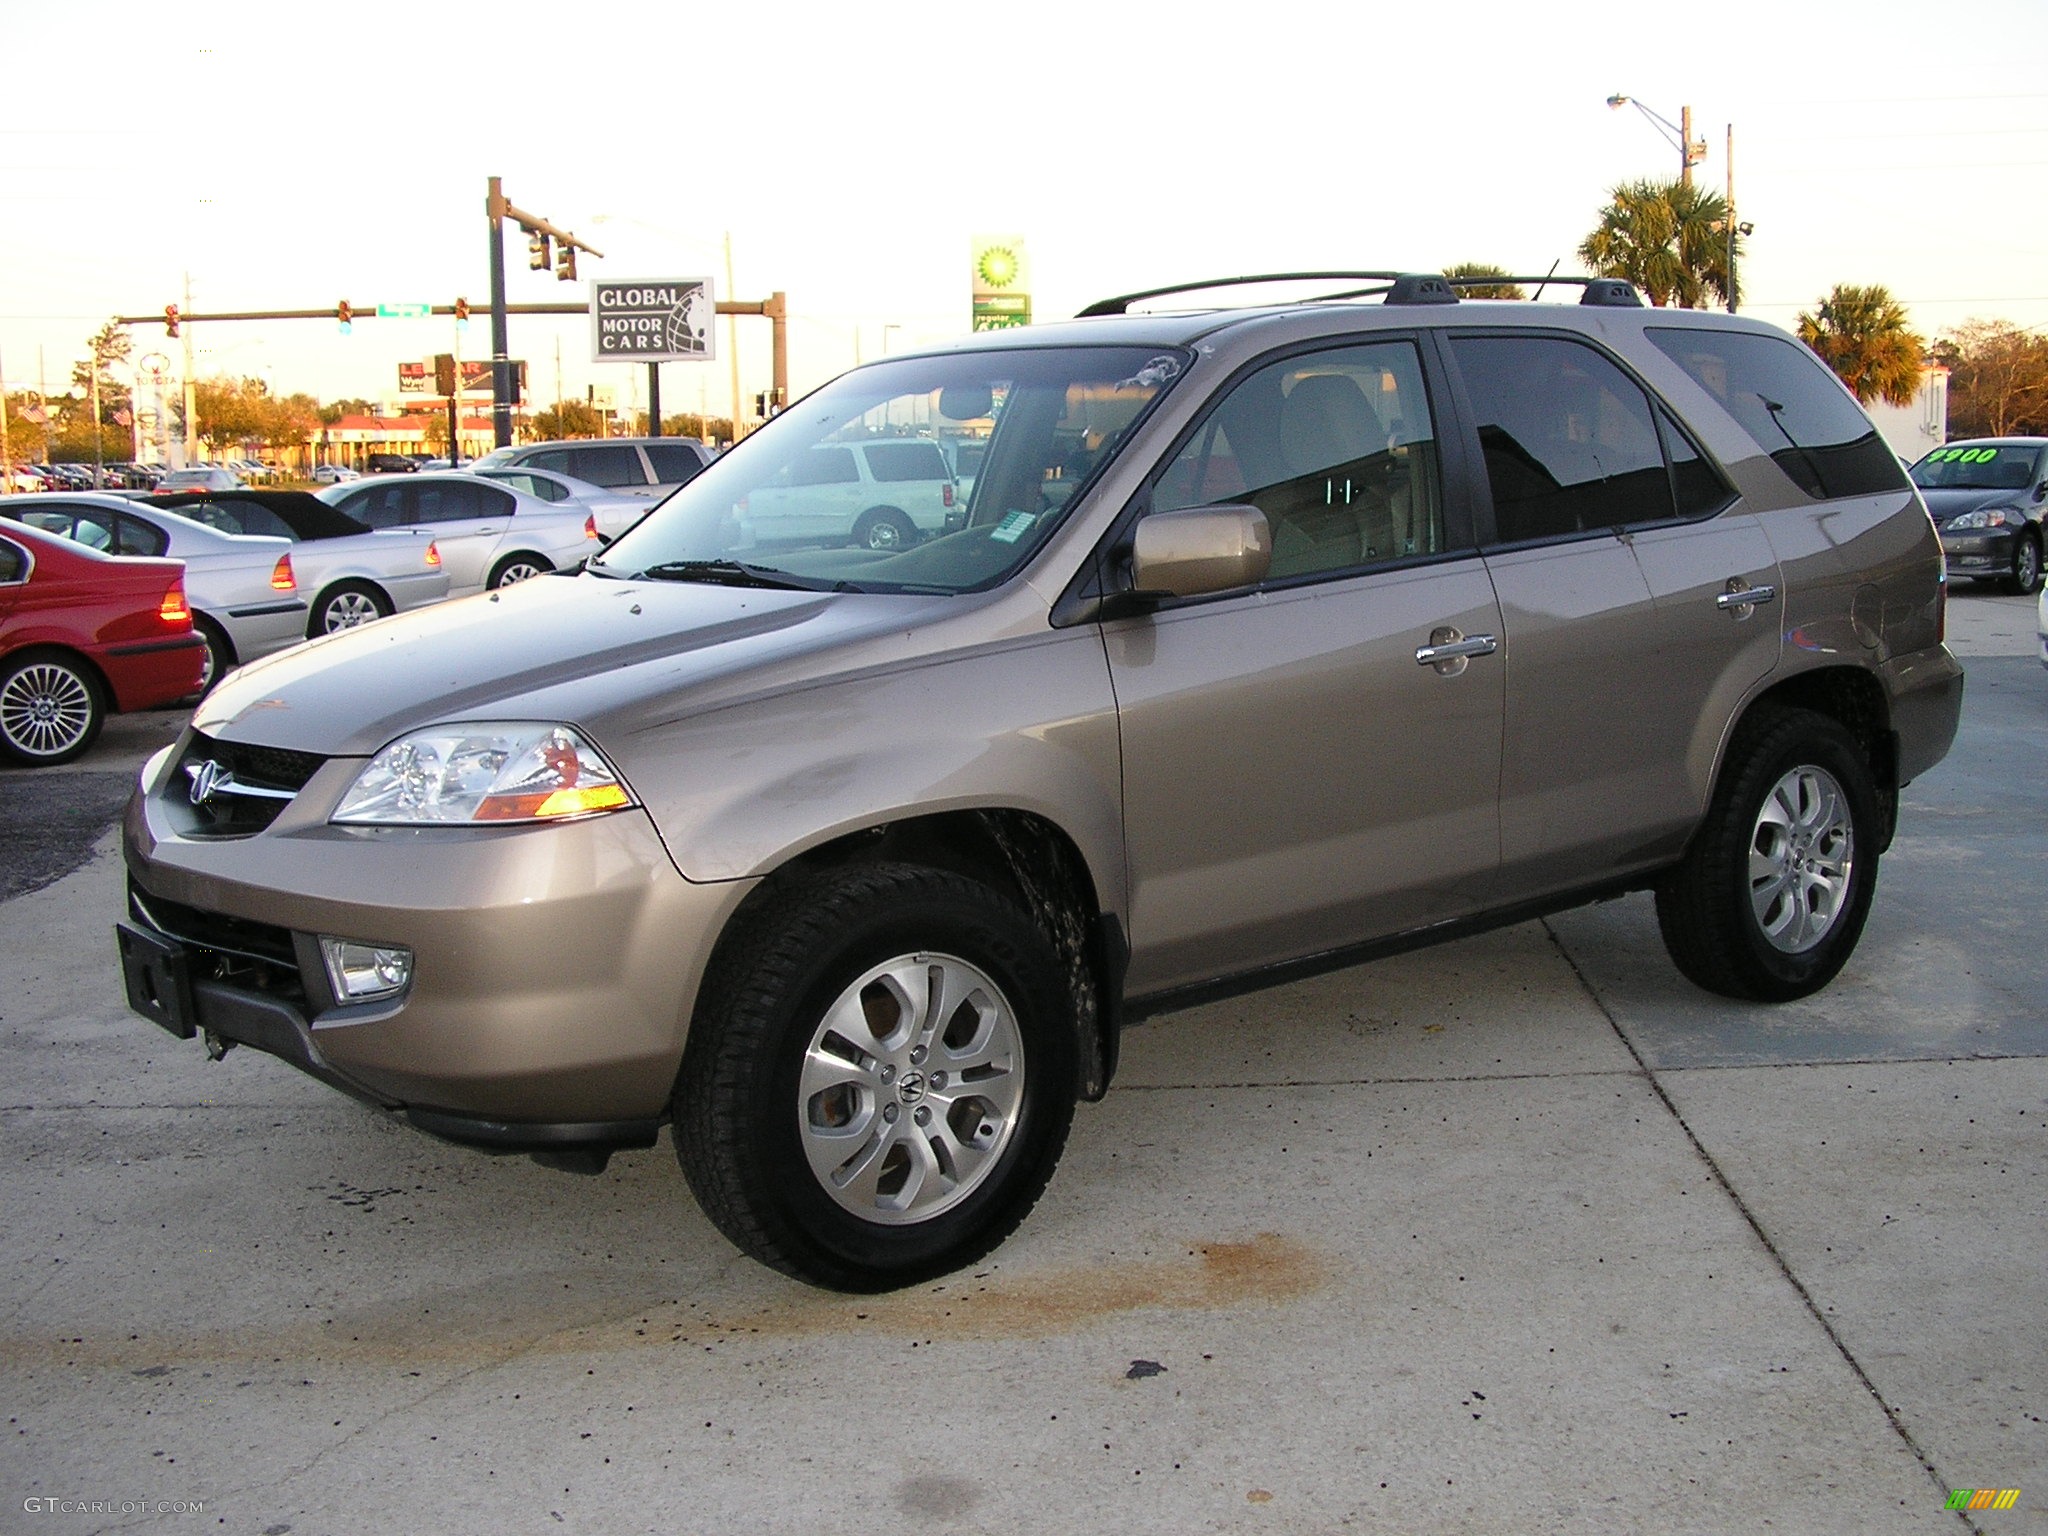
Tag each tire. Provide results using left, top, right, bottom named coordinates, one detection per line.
left=309, top=580, right=392, bottom=638
left=851, top=508, right=916, bottom=552
left=1655, top=706, right=1879, bottom=1002
left=193, top=616, right=235, bottom=695
left=0, top=651, right=105, bottom=766
left=488, top=553, right=553, bottom=589
left=2007, top=531, right=2044, bottom=596
left=675, top=863, right=1079, bottom=1291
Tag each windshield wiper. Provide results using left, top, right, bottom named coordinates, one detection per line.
left=635, top=559, right=819, bottom=591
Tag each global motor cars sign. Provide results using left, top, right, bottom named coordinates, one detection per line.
left=590, top=278, right=716, bottom=363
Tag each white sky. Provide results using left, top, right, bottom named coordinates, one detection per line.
left=4, top=0, right=2044, bottom=422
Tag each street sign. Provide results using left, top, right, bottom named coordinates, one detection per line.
left=377, top=303, right=433, bottom=319
left=589, top=278, right=716, bottom=363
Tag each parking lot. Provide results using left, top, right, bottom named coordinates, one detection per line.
left=0, top=590, right=2041, bottom=1534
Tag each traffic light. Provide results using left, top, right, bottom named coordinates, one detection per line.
left=337, top=299, right=353, bottom=334
left=454, top=296, right=470, bottom=327
left=527, top=230, right=550, bottom=271
left=163, top=304, right=179, bottom=338
left=556, top=242, right=577, bottom=282
left=754, top=390, right=768, bottom=418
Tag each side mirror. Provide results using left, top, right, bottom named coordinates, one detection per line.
left=1129, top=504, right=1272, bottom=600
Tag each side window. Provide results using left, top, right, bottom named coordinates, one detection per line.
left=864, top=442, right=951, bottom=482
left=1658, top=410, right=1734, bottom=520
left=1451, top=335, right=1676, bottom=542
left=788, top=447, right=860, bottom=486
left=1156, top=341, right=1446, bottom=579
left=525, top=450, right=573, bottom=476
left=339, top=485, right=408, bottom=529
left=644, top=443, right=706, bottom=483
left=238, top=506, right=293, bottom=538
left=566, top=446, right=643, bottom=488
left=414, top=481, right=495, bottom=522
left=0, top=537, right=24, bottom=583
left=179, top=499, right=241, bottom=534
left=114, top=515, right=170, bottom=557
left=1647, top=328, right=1907, bottom=500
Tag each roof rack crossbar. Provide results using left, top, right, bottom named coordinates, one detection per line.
left=1440, top=274, right=1645, bottom=307
left=1078, top=271, right=1644, bottom=317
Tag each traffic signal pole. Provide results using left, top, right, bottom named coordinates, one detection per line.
left=487, top=178, right=512, bottom=448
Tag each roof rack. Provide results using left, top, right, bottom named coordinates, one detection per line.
left=1442, top=274, right=1644, bottom=307
left=1077, top=270, right=1643, bottom=317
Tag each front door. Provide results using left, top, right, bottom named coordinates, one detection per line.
left=1106, top=339, right=1504, bottom=996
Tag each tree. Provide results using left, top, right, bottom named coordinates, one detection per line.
left=1935, top=319, right=2048, bottom=439
left=1442, top=262, right=1525, bottom=300
left=1578, top=178, right=1736, bottom=308
left=1796, top=285, right=1926, bottom=407
left=531, top=400, right=604, bottom=440
left=192, top=376, right=269, bottom=454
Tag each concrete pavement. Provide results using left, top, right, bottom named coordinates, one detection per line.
left=0, top=589, right=2040, bottom=1534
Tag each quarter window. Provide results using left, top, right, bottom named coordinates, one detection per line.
left=1155, top=341, right=1446, bottom=579
left=1452, top=335, right=1683, bottom=542
left=1647, top=327, right=1906, bottom=500
left=865, top=442, right=951, bottom=483
left=565, top=446, right=643, bottom=488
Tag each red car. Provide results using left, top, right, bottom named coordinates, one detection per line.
left=0, top=520, right=204, bottom=765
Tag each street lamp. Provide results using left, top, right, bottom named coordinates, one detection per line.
left=1605, top=93, right=1708, bottom=187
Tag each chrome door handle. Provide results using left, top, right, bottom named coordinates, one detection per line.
left=1414, top=634, right=1498, bottom=665
left=1716, top=584, right=1777, bottom=610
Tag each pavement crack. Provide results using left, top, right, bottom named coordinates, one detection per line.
left=1116, top=1066, right=1640, bottom=1092
left=1540, top=918, right=1983, bottom=1535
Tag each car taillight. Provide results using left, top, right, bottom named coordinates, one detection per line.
left=583, top=513, right=598, bottom=541
left=271, top=553, right=296, bottom=591
left=943, top=483, right=954, bottom=508
left=425, top=540, right=442, bottom=568
left=159, top=579, right=190, bottom=625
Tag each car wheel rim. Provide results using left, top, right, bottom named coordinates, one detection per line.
left=866, top=522, right=903, bottom=550
left=1748, top=765, right=1854, bottom=953
left=498, top=563, right=543, bottom=585
left=2020, top=540, right=2040, bottom=589
left=324, top=592, right=380, bottom=631
left=1, top=663, right=93, bottom=758
left=797, top=952, right=1025, bottom=1226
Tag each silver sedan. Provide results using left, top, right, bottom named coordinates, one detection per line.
left=315, top=473, right=601, bottom=596
left=468, top=463, right=662, bottom=542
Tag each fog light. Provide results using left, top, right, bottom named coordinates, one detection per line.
left=320, top=937, right=414, bottom=1002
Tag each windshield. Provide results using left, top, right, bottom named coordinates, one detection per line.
left=1911, top=443, right=2042, bottom=492
left=589, top=345, right=1186, bottom=594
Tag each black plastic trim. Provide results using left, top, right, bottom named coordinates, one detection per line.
left=404, top=1107, right=662, bottom=1156
left=104, top=634, right=206, bottom=658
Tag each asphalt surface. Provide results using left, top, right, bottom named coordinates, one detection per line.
left=0, top=589, right=2041, bottom=1534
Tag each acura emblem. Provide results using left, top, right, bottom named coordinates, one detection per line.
left=186, top=760, right=226, bottom=806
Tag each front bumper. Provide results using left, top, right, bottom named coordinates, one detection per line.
left=1937, top=526, right=2018, bottom=578
left=119, top=736, right=756, bottom=1134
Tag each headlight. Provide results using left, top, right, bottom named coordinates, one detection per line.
left=332, top=723, right=637, bottom=826
left=1948, top=508, right=2016, bottom=530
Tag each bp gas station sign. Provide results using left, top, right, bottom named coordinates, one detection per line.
left=589, top=279, right=716, bottom=362
left=971, top=235, right=1031, bottom=331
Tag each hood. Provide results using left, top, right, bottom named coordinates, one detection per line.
left=193, top=571, right=960, bottom=758
left=1920, top=487, right=2033, bottom=523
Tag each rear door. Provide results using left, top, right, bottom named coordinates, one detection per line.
left=404, top=479, right=512, bottom=592
left=1106, top=337, right=1505, bottom=995
left=1445, top=331, right=1779, bottom=898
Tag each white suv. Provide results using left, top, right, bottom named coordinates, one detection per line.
left=739, top=439, right=957, bottom=550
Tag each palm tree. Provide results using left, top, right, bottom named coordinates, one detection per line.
left=1442, top=262, right=1526, bottom=300
left=1578, top=178, right=1735, bottom=308
left=1796, top=285, right=1926, bottom=407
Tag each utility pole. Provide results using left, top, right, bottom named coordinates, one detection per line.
left=1680, top=104, right=1695, bottom=187
left=485, top=176, right=603, bottom=450
left=1725, top=124, right=1739, bottom=313
left=181, top=274, right=198, bottom=465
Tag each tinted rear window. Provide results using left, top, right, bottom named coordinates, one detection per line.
left=565, top=446, right=644, bottom=487
left=1647, top=328, right=1905, bottom=500
left=864, top=442, right=950, bottom=483
left=643, top=443, right=707, bottom=483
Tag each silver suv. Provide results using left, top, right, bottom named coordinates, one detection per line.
left=115, top=272, right=1961, bottom=1291
left=470, top=437, right=715, bottom=497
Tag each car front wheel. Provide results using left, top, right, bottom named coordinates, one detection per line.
left=675, top=863, right=1078, bottom=1291
left=0, top=651, right=104, bottom=766
left=1655, top=706, right=1879, bottom=1002
left=488, top=554, right=553, bottom=588
left=852, top=508, right=916, bottom=551
left=2007, top=531, right=2044, bottom=596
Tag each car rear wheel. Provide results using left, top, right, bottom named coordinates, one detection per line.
left=1655, top=706, right=1878, bottom=1002
left=488, top=554, right=553, bottom=588
left=309, top=581, right=391, bottom=637
left=193, top=616, right=235, bottom=694
left=852, top=508, right=916, bottom=551
left=675, top=863, right=1078, bottom=1291
left=2007, top=531, right=2044, bottom=596
left=0, top=651, right=105, bottom=766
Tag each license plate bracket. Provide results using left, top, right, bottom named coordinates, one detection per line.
left=116, top=922, right=198, bottom=1040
